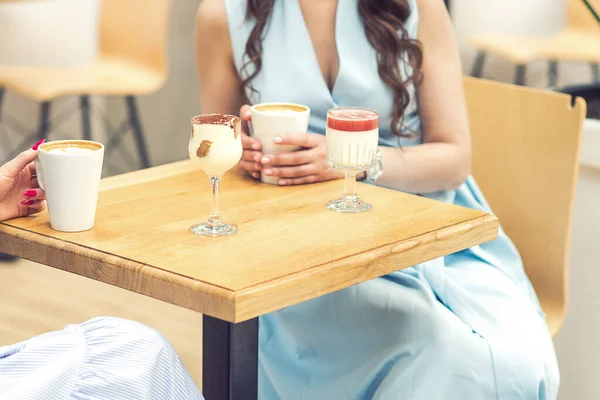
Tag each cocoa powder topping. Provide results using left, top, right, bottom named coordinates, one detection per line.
left=191, top=114, right=240, bottom=131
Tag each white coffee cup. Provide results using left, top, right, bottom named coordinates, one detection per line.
left=35, top=140, right=104, bottom=232
left=250, top=102, right=310, bottom=184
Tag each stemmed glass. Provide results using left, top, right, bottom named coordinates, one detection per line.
left=325, top=107, right=379, bottom=213
left=188, top=114, right=243, bottom=236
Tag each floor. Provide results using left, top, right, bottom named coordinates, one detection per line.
left=0, top=257, right=204, bottom=389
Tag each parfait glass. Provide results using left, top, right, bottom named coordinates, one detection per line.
left=325, top=107, right=379, bottom=213
left=188, top=114, right=243, bottom=236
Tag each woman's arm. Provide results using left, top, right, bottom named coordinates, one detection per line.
left=374, top=0, right=471, bottom=193
left=195, top=0, right=243, bottom=115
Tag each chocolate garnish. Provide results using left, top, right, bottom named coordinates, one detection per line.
left=196, top=140, right=212, bottom=158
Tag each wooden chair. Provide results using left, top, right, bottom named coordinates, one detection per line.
left=0, top=0, right=172, bottom=169
left=469, top=0, right=600, bottom=87
left=464, top=77, right=586, bottom=336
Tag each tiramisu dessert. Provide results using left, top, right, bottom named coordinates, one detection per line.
left=189, top=114, right=242, bottom=177
left=188, top=113, right=243, bottom=237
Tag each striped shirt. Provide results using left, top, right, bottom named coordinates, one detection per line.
left=0, top=317, right=204, bottom=399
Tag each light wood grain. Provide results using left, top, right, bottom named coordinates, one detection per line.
left=0, top=162, right=498, bottom=322
left=0, top=0, right=171, bottom=100
left=469, top=0, right=600, bottom=65
left=465, top=77, right=586, bottom=336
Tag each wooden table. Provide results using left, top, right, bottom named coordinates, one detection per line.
left=0, top=161, right=499, bottom=400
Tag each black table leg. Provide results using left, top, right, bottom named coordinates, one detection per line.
left=203, top=315, right=259, bottom=400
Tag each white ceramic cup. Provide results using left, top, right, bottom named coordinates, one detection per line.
left=250, top=102, right=310, bottom=184
left=35, top=140, right=104, bottom=232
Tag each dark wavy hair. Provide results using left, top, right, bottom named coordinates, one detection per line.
left=240, top=0, right=423, bottom=138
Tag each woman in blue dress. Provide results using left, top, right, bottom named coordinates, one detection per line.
left=195, top=0, right=559, bottom=399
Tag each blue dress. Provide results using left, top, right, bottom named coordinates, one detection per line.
left=226, top=0, right=559, bottom=399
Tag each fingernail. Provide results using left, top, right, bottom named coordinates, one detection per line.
left=32, top=138, right=46, bottom=150
left=279, top=179, right=287, bottom=186
left=273, top=137, right=283, bottom=144
left=261, top=157, right=271, bottom=164
left=252, top=143, right=261, bottom=150
left=21, top=200, right=34, bottom=205
left=264, top=168, right=273, bottom=176
left=23, top=190, right=37, bottom=197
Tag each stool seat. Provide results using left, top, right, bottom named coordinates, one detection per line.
left=0, top=57, right=165, bottom=101
left=469, top=29, right=600, bottom=65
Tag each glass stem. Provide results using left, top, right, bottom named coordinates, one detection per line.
left=208, top=176, right=222, bottom=226
left=343, top=173, right=357, bottom=199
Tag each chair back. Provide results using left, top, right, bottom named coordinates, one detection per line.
left=464, top=77, right=586, bottom=336
left=99, top=0, right=172, bottom=75
left=567, top=0, right=600, bottom=32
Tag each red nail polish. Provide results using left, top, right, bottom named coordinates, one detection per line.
left=23, top=190, right=37, bottom=197
left=21, top=200, right=34, bottom=206
left=32, top=138, right=46, bottom=150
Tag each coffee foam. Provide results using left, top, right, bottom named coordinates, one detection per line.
left=253, top=104, right=307, bottom=114
left=40, top=140, right=102, bottom=154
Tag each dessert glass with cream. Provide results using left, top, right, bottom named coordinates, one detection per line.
left=325, top=107, right=379, bottom=213
left=188, top=114, right=243, bottom=236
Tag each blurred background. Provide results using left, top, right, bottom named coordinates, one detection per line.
left=0, top=0, right=599, bottom=398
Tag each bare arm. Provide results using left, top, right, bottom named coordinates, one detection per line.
left=195, top=0, right=243, bottom=115
left=374, top=0, right=471, bottom=193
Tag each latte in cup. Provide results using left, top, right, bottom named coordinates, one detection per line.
left=42, top=140, right=102, bottom=154
left=250, top=102, right=310, bottom=184
left=36, top=140, right=104, bottom=232
left=252, top=103, right=308, bottom=115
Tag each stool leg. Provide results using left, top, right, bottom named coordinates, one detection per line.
left=125, top=96, right=151, bottom=169
left=514, top=65, right=527, bottom=86
left=548, top=61, right=559, bottom=87
left=471, top=51, right=487, bottom=78
left=592, top=63, right=600, bottom=83
left=38, top=101, right=51, bottom=141
left=0, top=87, right=5, bottom=117
left=80, top=95, right=92, bottom=141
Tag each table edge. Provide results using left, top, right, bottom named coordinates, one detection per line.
left=0, top=213, right=498, bottom=323
left=0, top=223, right=237, bottom=321
left=232, top=214, right=499, bottom=322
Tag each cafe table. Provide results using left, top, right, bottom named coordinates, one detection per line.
left=0, top=160, right=498, bottom=400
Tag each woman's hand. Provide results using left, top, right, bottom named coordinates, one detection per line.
left=0, top=139, right=47, bottom=222
left=238, top=105, right=263, bottom=180
left=261, top=133, right=343, bottom=185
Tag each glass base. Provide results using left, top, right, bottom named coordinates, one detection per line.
left=326, top=196, right=372, bottom=213
left=190, top=222, right=238, bottom=236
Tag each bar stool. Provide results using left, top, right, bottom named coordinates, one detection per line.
left=469, top=0, right=600, bottom=86
left=0, top=0, right=172, bottom=170
left=465, top=77, right=586, bottom=335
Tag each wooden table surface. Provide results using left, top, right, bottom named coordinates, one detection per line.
left=0, top=161, right=498, bottom=323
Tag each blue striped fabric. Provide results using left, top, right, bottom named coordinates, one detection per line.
left=0, top=317, right=204, bottom=399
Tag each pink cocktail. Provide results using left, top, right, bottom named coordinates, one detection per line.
left=326, top=107, right=379, bottom=213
